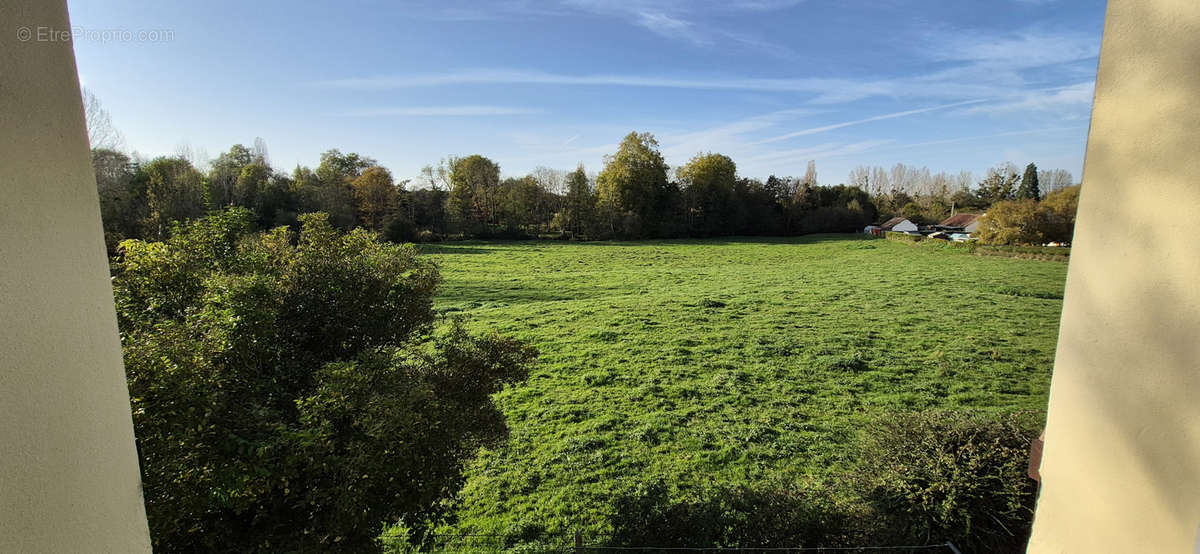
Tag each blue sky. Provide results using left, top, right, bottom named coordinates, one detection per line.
left=68, top=0, right=1107, bottom=185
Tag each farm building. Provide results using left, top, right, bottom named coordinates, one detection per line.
left=936, top=213, right=983, bottom=234
left=879, top=217, right=918, bottom=233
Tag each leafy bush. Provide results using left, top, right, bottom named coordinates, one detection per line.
left=1039, top=185, right=1080, bottom=244
left=885, top=231, right=923, bottom=243
left=854, top=411, right=1039, bottom=553
left=976, top=200, right=1047, bottom=246
left=608, top=478, right=864, bottom=549
left=115, top=208, right=536, bottom=553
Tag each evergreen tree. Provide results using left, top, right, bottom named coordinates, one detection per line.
left=1017, top=162, right=1041, bottom=201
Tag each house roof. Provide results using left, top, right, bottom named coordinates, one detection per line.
left=939, top=213, right=982, bottom=228
left=879, top=217, right=910, bottom=230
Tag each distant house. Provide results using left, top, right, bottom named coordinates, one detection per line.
left=879, top=217, right=919, bottom=233
left=863, top=225, right=881, bottom=235
left=936, top=213, right=984, bottom=234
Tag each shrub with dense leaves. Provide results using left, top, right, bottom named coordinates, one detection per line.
left=977, top=189, right=1081, bottom=246
left=115, top=208, right=536, bottom=553
left=854, top=411, right=1039, bottom=553
left=1038, top=185, right=1081, bottom=244
left=607, top=478, right=865, bottom=549
left=976, top=200, right=1047, bottom=245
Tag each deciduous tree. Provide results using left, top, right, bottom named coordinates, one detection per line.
left=976, top=163, right=1021, bottom=204
left=138, top=156, right=206, bottom=239
left=448, top=154, right=502, bottom=231
left=595, top=132, right=670, bottom=237
left=677, top=152, right=737, bottom=236
left=352, top=166, right=399, bottom=231
left=82, top=87, right=124, bottom=150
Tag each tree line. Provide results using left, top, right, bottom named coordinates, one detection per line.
left=85, top=89, right=1079, bottom=248
left=93, top=131, right=1078, bottom=251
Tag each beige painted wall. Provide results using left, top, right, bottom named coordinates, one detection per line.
left=1027, top=0, right=1200, bottom=552
left=0, top=1, right=151, bottom=551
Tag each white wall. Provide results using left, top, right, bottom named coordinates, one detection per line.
left=1027, top=0, right=1200, bottom=551
left=0, top=1, right=152, bottom=551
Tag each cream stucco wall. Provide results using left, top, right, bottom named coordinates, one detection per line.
left=0, top=1, right=151, bottom=552
left=1027, top=0, right=1200, bottom=552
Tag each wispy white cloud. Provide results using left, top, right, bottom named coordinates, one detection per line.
left=338, top=105, right=543, bottom=117
left=404, top=7, right=499, bottom=22
left=398, top=1, right=801, bottom=54
left=316, top=68, right=885, bottom=98
left=398, top=1, right=573, bottom=22
left=754, top=99, right=987, bottom=144
left=657, top=107, right=819, bottom=159
left=864, top=126, right=1089, bottom=155
left=631, top=10, right=704, bottom=45
left=962, top=82, right=1095, bottom=115
left=741, top=139, right=894, bottom=164
left=316, top=17, right=1101, bottom=108
left=931, top=31, right=1099, bottom=68
left=560, top=0, right=797, bottom=55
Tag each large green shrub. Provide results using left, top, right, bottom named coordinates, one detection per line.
left=115, top=208, right=536, bottom=553
left=977, top=189, right=1082, bottom=246
left=976, top=200, right=1047, bottom=245
left=854, top=411, right=1040, bottom=553
left=607, top=478, right=864, bottom=549
left=1039, top=185, right=1081, bottom=244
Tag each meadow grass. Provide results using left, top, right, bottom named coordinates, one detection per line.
left=419, top=234, right=1067, bottom=539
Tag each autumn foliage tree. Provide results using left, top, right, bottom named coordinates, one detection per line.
left=976, top=200, right=1047, bottom=245
left=1038, top=185, right=1081, bottom=243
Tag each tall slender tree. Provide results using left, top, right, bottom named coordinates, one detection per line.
left=1017, top=162, right=1042, bottom=201
left=560, top=164, right=595, bottom=235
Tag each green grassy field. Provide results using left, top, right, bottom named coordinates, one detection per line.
left=419, top=235, right=1067, bottom=540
